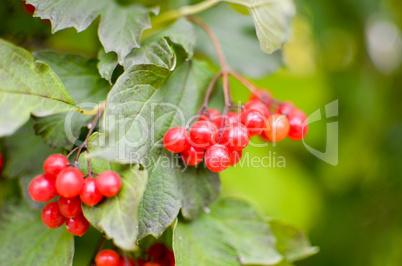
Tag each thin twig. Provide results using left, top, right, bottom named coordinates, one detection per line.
left=188, top=16, right=229, bottom=71
left=74, top=106, right=104, bottom=167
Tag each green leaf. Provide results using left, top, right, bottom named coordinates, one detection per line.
left=93, top=60, right=212, bottom=164
left=196, top=4, right=282, bottom=78
left=97, top=49, right=118, bottom=84
left=32, top=51, right=110, bottom=149
left=98, top=18, right=196, bottom=77
left=269, top=219, right=319, bottom=263
left=124, top=37, right=175, bottom=70
left=33, top=52, right=110, bottom=103
left=178, top=166, right=221, bottom=219
left=125, top=18, right=196, bottom=70
left=225, top=0, right=295, bottom=54
left=33, top=112, right=91, bottom=149
left=78, top=133, right=148, bottom=251
left=2, top=119, right=60, bottom=179
left=0, top=202, right=74, bottom=265
left=173, top=198, right=283, bottom=266
left=26, top=0, right=158, bottom=62
left=138, top=152, right=220, bottom=239
left=91, top=60, right=220, bottom=239
left=0, top=39, right=76, bottom=137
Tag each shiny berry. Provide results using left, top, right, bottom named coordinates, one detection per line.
left=204, top=144, right=230, bottom=172
left=219, top=123, right=250, bottom=151
left=189, top=121, right=218, bottom=149
left=80, top=178, right=103, bottom=206
left=288, top=109, right=308, bottom=140
left=41, top=202, right=66, bottom=228
left=249, top=89, right=272, bottom=105
left=227, top=112, right=240, bottom=124
left=244, top=100, right=270, bottom=118
left=58, top=196, right=82, bottom=218
left=212, top=112, right=240, bottom=129
left=56, top=167, right=84, bottom=198
left=163, top=127, right=190, bottom=153
left=260, top=130, right=272, bottom=142
left=96, top=171, right=122, bottom=197
left=180, top=146, right=204, bottom=166
left=199, top=108, right=220, bottom=122
left=95, top=249, right=120, bottom=266
left=264, top=114, right=290, bottom=142
left=147, top=243, right=175, bottom=266
left=66, top=214, right=89, bottom=236
left=29, top=174, right=58, bottom=202
left=229, top=150, right=242, bottom=166
left=144, top=263, right=161, bottom=266
left=0, top=153, right=4, bottom=170
left=277, top=101, right=295, bottom=115
left=43, top=154, right=69, bottom=178
left=241, top=109, right=266, bottom=136
left=119, top=257, right=134, bottom=266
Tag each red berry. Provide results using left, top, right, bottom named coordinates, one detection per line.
left=211, top=111, right=240, bottom=129
left=144, top=263, right=161, bottom=266
left=163, top=127, right=190, bottom=153
left=80, top=178, right=103, bottom=206
left=199, top=108, right=220, bottom=122
left=244, top=100, right=270, bottom=118
left=277, top=101, right=295, bottom=115
left=119, top=257, right=134, bottom=266
left=137, top=259, right=147, bottom=266
left=41, top=202, right=66, bottom=228
left=219, top=122, right=250, bottom=151
left=249, top=89, right=272, bottom=106
left=29, top=174, right=58, bottom=202
left=229, top=150, right=242, bottom=166
left=241, top=109, right=266, bottom=136
left=180, top=146, right=204, bottom=166
left=95, top=249, right=120, bottom=266
left=260, top=130, right=272, bottom=142
left=204, top=144, right=230, bottom=172
left=66, top=214, right=89, bottom=236
left=264, top=114, right=290, bottom=142
left=56, top=167, right=84, bottom=198
left=58, top=196, right=82, bottom=218
left=96, top=171, right=122, bottom=197
left=43, top=154, right=69, bottom=178
left=227, top=112, right=241, bottom=124
left=287, top=109, right=308, bottom=140
left=189, top=121, right=218, bottom=149
left=0, top=152, right=4, bottom=170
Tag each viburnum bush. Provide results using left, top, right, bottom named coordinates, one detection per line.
left=0, top=0, right=318, bottom=265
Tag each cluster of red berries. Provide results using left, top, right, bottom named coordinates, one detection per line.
left=163, top=89, right=308, bottom=173
left=29, top=154, right=122, bottom=236
left=95, top=243, right=174, bottom=266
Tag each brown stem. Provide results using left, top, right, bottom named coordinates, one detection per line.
left=187, top=72, right=222, bottom=129
left=228, top=71, right=259, bottom=95
left=74, top=106, right=104, bottom=168
left=188, top=16, right=229, bottom=71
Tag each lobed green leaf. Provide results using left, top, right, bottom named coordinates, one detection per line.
left=78, top=133, right=148, bottom=251
left=0, top=39, right=76, bottom=137
left=0, top=202, right=74, bottom=266
left=173, top=198, right=283, bottom=266
left=26, top=0, right=158, bottom=62
left=32, top=51, right=110, bottom=149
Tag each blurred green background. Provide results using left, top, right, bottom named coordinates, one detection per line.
left=1, top=0, right=401, bottom=265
